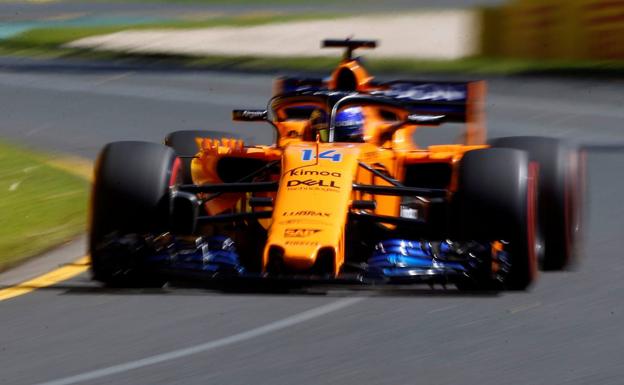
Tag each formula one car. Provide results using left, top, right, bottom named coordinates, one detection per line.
left=89, top=39, right=583, bottom=290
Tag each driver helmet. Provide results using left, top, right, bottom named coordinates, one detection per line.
left=333, top=106, right=365, bottom=142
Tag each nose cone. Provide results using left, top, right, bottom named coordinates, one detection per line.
left=263, top=143, right=360, bottom=275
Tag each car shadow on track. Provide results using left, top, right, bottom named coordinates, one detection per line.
left=12, top=281, right=502, bottom=298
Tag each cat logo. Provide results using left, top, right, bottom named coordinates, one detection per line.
left=284, top=229, right=322, bottom=238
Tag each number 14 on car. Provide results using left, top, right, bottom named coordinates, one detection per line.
left=301, top=149, right=342, bottom=162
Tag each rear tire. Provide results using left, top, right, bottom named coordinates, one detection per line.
left=489, top=136, right=582, bottom=270
left=455, top=148, right=538, bottom=290
left=90, top=141, right=181, bottom=287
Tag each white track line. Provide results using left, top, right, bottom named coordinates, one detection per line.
left=34, top=297, right=365, bottom=385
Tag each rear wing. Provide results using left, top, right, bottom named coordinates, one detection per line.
left=370, top=81, right=474, bottom=123
left=273, top=78, right=487, bottom=144
left=374, top=80, right=487, bottom=145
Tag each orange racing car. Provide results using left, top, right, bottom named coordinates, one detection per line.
left=89, top=40, right=583, bottom=290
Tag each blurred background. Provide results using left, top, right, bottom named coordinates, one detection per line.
left=0, top=1, right=623, bottom=385
left=2, top=0, right=623, bottom=71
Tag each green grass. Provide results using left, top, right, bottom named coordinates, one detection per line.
left=179, top=55, right=624, bottom=75
left=0, top=141, right=89, bottom=272
left=67, top=0, right=337, bottom=4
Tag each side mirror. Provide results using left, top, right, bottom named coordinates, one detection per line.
left=232, top=109, right=267, bottom=122
left=406, top=114, right=446, bottom=126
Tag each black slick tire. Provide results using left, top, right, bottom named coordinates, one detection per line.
left=455, top=148, right=538, bottom=290
left=489, top=136, right=582, bottom=270
left=89, top=141, right=180, bottom=287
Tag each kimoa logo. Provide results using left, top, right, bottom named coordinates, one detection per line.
left=287, top=179, right=339, bottom=188
left=287, top=169, right=341, bottom=177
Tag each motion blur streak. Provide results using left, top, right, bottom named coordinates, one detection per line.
left=0, top=257, right=88, bottom=302
left=33, top=297, right=365, bottom=385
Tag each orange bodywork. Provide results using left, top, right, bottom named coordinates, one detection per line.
left=189, top=53, right=489, bottom=276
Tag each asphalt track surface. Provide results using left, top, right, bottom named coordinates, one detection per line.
left=1, top=56, right=624, bottom=385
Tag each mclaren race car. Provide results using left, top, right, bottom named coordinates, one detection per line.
left=89, top=40, right=583, bottom=290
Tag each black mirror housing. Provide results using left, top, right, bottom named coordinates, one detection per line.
left=232, top=109, right=267, bottom=122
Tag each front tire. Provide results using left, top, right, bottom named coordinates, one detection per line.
left=89, top=141, right=180, bottom=286
left=455, top=148, right=538, bottom=290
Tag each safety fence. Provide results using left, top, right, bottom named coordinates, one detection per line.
left=481, top=0, right=624, bottom=60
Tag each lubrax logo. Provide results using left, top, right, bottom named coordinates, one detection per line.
left=287, top=179, right=339, bottom=189
left=287, top=169, right=341, bottom=177
left=283, top=211, right=331, bottom=217
left=284, top=228, right=322, bottom=238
